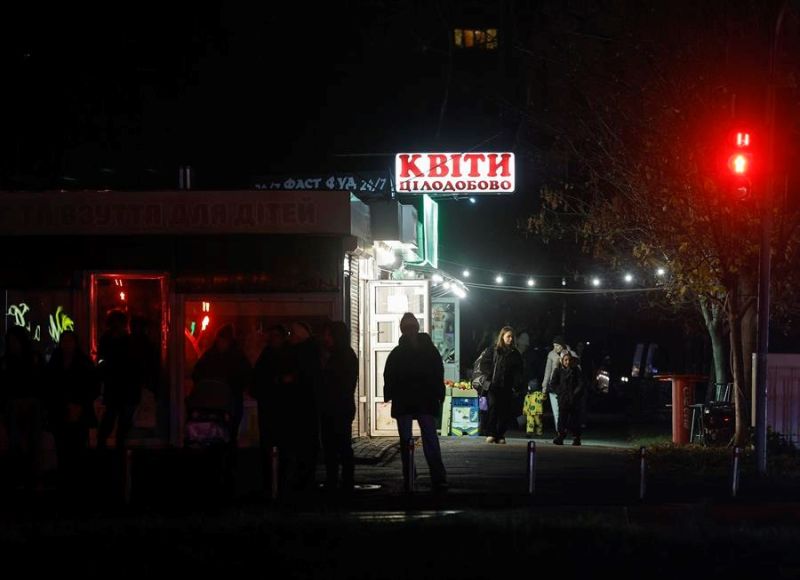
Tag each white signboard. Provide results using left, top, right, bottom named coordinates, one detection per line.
left=395, top=152, right=515, bottom=194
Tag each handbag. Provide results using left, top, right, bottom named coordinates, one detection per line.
left=478, top=396, right=488, bottom=412
left=471, top=348, right=497, bottom=393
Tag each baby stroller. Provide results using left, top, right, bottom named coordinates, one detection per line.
left=184, top=379, right=234, bottom=448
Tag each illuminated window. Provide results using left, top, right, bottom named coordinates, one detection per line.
left=454, top=28, right=498, bottom=50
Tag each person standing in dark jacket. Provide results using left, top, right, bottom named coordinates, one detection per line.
left=478, top=326, right=523, bottom=444
left=319, top=321, right=358, bottom=493
left=192, top=324, right=252, bottom=448
left=383, top=313, right=447, bottom=492
left=96, top=310, right=137, bottom=450
left=550, top=351, right=586, bottom=446
left=45, top=330, right=99, bottom=493
left=252, top=324, right=288, bottom=494
left=283, top=321, right=322, bottom=493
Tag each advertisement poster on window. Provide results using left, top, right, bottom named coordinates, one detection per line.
left=451, top=397, right=479, bottom=436
left=431, top=301, right=456, bottom=364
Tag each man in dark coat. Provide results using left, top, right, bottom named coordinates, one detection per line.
left=96, top=310, right=138, bottom=450
left=383, top=313, right=447, bottom=492
left=282, top=321, right=323, bottom=493
left=318, top=321, right=359, bottom=492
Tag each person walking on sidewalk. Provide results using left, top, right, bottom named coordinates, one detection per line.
left=550, top=351, right=586, bottom=446
left=478, top=326, right=523, bottom=444
left=522, top=379, right=545, bottom=437
left=541, top=335, right=576, bottom=437
left=383, top=313, right=448, bottom=492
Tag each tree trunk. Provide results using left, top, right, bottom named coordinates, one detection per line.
left=700, top=296, right=727, bottom=397
left=726, top=284, right=749, bottom=447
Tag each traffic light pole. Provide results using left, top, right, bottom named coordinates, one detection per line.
left=754, top=1, right=793, bottom=476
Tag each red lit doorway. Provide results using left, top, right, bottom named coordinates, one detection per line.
left=89, top=272, right=169, bottom=444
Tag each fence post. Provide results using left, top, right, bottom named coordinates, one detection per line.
left=527, top=441, right=537, bottom=495
left=271, top=446, right=280, bottom=501
left=731, top=446, right=741, bottom=498
left=407, top=438, right=416, bottom=493
left=639, top=446, right=646, bottom=500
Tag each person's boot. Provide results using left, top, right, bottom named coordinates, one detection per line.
left=572, top=437, right=582, bottom=446
left=552, top=434, right=565, bottom=445
left=485, top=436, right=496, bottom=444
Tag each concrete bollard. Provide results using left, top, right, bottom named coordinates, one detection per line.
left=731, top=446, right=741, bottom=498
left=527, top=441, right=537, bottom=495
left=639, top=446, right=646, bottom=500
left=271, top=446, right=280, bottom=501
left=407, top=438, right=416, bottom=493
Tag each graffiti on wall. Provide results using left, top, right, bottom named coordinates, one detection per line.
left=6, top=302, right=74, bottom=343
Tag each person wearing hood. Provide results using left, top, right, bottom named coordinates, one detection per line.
left=550, top=351, right=586, bottom=445
left=383, top=313, right=448, bottom=492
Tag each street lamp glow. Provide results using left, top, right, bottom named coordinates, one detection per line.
left=624, top=273, right=634, bottom=283
left=469, top=197, right=477, bottom=204
left=432, top=273, right=444, bottom=283
left=656, top=267, right=666, bottom=277
left=495, top=275, right=504, bottom=284
left=443, top=282, right=451, bottom=289
left=527, top=278, right=535, bottom=287
left=462, top=269, right=470, bottom=278
left=561, top=277, right=567, bottom=287
left=592, top=277, right=601, bottom=287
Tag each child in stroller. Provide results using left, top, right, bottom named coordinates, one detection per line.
left=184, top=379, right=235, bottom=448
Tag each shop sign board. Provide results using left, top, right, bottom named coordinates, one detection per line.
left=0, top=190, right=351, bottom=236
left=395, top=152, right=514, bottom=194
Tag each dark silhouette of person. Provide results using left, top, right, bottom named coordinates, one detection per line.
left=45, top=330, right=99, bottom=495
left=478, top=326, right=524, bottom=444
left=96, top=310, right=137, bottom=450
left=0, top=325, right=45, bottom=491
left=318, top=321, right=358, bottom=493
left=252, top=324, right=289, bottom=495
left=383, top=313, right=448, bottom=492
left=282, top=321, right=322, bottom=494
left=551, top=351, right=586, bottom=445
left=192, top=324, right=251, bottom=449
left=192, top=324, right=252, bottom=496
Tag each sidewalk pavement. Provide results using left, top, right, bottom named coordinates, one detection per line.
left=352, top=437, right=399, bottom=464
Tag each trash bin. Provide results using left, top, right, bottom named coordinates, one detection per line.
left=654, top=374, right=707, bottom=445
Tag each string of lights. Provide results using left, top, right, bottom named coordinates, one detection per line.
left=437, top=257, right=669, bottom=289
left=463, top=282, right=665, bottom=295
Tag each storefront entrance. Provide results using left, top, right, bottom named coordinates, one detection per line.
left=89, top=272, right=169, bottom=444
left=368, top=280, right=430, bottom=436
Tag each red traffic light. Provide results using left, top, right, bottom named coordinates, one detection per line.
left=728, top=152, right=750, bottom=174
left=726, top=130, right=753, bottom=177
